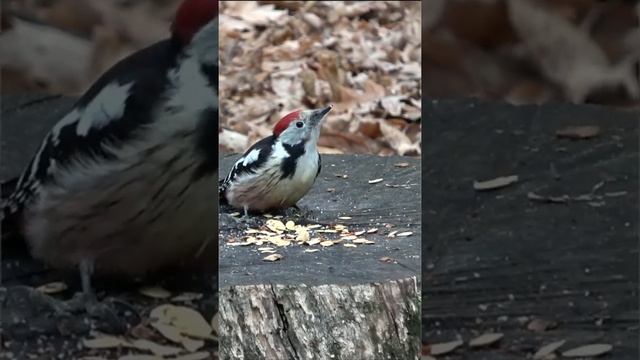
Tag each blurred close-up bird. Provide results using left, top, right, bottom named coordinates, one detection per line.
left=1, top=0, right=219, bottom=296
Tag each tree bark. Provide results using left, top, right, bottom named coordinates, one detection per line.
left=219, top=276, right=421, bottom=360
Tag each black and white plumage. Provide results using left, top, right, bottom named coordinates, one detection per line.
left=220, top=106, right=332, bottom=215
left=1, top=0, right=218, bottom=293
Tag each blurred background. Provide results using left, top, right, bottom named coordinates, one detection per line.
left=218, top=1, right=421, bottom=156
left=423, top=0, right=640, bottom=108
left=2, top=0, right=637, bottom=156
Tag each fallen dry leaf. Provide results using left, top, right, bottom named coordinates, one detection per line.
left=35, top=282, right=68, bottom=294
left=527, top=318, right=557, bottom=332
left=263, top=253, right=283, bottom=262
left=469, top=333, right=504, bottom=347
left=139, top=286, right=171, bottom=299
left=556, top=125, right=601, bottom=139
left=561, top=344, right=612, bottom=357
left=473, top=175, right=519, bottom=191
left=533, top=340, right=566, bottom=359
left=430, top=339, right=464, bottom=356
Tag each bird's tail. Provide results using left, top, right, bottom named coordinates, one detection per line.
left=218, top=179, right=228, bottom=205
left=1, top=177, right=26, bottom=251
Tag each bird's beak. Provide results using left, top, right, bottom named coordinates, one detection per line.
left=308, top=105, right=332, bottom=127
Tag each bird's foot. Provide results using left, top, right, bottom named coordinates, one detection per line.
left=284, top=204, right=312, bottom=223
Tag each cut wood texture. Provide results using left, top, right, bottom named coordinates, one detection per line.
left=423, top=99, right=638, bottom=359
left=218, top=154, right=422, bottom=359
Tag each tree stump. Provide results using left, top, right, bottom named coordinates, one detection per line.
left=218, top=154, right=422, bottom=360
left=423, top=99, right=639, bottom=359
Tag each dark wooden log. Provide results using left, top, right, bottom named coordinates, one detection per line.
left=218, top=154, right=422, bottom=360
left=422, top=99, right=639, bottom=359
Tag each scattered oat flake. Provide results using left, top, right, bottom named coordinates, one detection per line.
left=171, top=292, right=203, bottom=302
left=36, top=281, right=68, bottom=294
left=316, top=229, right=338, bottom=233
left=320, top=240, right=334, bottom=247
left=83, top=336, right=129, bottom=349
left=343, top=244, right=357, bottom=248
left=266, top=219, right=286, bottom=232
left=211, top=312, right=219, bottom=336
left=139, top=286, right=171, bottom=299
left=285, top=221, right=296, bottom=230
left=353, top=238, right=375, bottom=244
left=368, top=178, right=384, bottom=184
left=469, top=333, right=504, bottom=347
left=171, top=353, right=211, bottom=360
left=118, top=356, right=160, bottom=360
left=430, top=340, right=464, bottom=356
left=327, top=188, right=336, bottom=192
left=367, top=228, right=378, bottom=233
left=341, top=235, right=358, bottom=241
left=149, top=304, right=213, bottom=339
left=561, top=344, right=612, bottom=357
left=131, top=339, right=182, bottom=356
left=379, top=257, right=395, bottom=263
left=230, top=212, right=240, bottom=217
left=305, top=249, right=320, bottom=253
left=308, top=239, right=321, bottom=245
left=354, top=230, right=366, bottom=236
left=533, top=340, right=566, bottom=359
left=258, top=247, right=275, bottom=251
left=295, top=227, right=310, bottom=242
left=228, top=241, right=251, bottom=246
left=263, top=254, right=283, bottom=262
left=263, top=214, right=273, bottom=218
left=306, top=224, right=322, bottom=229
left=556, top=125, right=600, bottom=139
left=396, top=231, right=413, bottom=237
left=388, top=231, right=398, bottom=237
left=151, top=322, right=203, bottom=352
left=338, top=216, right=352, bottom=220
left=473, top=175, right=519, bottom=191
left=394, top=162, right=410, bottom=168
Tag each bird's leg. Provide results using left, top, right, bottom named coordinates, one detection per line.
left=80, top=258, right=95, bottom=297
left=243, top=205, right=249, bottom=218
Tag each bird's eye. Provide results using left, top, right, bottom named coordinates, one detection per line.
left=296, top=122, right=304, bottom=128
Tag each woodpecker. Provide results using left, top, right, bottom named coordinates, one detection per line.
left=220, top=106, right=332, bottom=216
left=1, top=0, right=218, bottom=295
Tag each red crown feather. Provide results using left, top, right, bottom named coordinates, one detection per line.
left=171, top=0, right=218, bottom=44
left=273, top=110, right=301, bottom=137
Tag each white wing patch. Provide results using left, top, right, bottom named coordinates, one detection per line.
left=76, top=82, right=134, bottom=136
left=51, top=109, right=80, bottom=146
left=242, top=148, right=260, bottom=166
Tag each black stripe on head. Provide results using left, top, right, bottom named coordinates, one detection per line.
left=280, top=143, right=306, bottom=179
left=201, top=64, right=218, bottom=93
left=192, top=107, right=218, bottom=180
